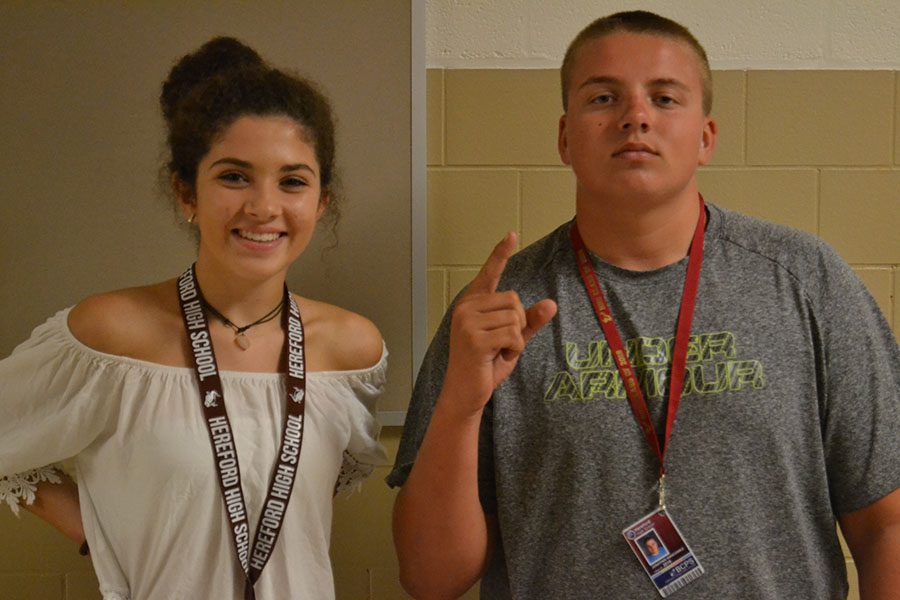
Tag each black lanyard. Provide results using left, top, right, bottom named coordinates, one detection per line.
left=177, top=265, right=306, bottom=599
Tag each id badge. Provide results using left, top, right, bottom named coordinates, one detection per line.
left=622, top=508, right=705, bottom=597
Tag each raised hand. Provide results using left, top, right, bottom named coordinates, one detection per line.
left=442, top=232, right=557, bottom=417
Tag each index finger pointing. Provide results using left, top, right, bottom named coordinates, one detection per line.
left=467, top=231, right=517, bottom=295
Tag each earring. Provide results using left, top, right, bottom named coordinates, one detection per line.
left=187, top=213, right=196, bottom=225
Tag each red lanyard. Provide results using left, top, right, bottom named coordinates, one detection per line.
left=570, top=196, right=706, bottom=482
left=177, top=265, right=306, bottom=600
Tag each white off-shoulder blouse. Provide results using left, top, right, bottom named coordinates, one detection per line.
left=0, top=308, right=388, bottom=600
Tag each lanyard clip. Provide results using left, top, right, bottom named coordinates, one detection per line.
left=658, top=474, right=667, bottom=510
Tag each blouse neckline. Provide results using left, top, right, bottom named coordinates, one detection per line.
left=55, top=307, right=386, bottom=380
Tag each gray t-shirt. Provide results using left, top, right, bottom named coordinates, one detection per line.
left=388, top=204, right=900, bottom=599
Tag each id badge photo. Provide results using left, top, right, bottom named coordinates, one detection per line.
left=623, top=508, right=705, bottom=597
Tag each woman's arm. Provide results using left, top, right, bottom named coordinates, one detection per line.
left=22, top=471, right=86, bottom=547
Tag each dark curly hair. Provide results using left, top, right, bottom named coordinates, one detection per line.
left=160, top=37, right=340, bottom=229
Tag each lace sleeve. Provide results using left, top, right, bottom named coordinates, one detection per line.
left=334, top=451, right=377, bottom=496
left=0, top=465, right=63, bottom=516
left=329, top=343, right=388, bottom=496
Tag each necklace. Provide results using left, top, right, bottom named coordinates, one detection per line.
left=203, top=298, right=284, bottom=350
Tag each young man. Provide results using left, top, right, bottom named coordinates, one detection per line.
left=642, top=536, right=668, bottom=564
left=389, top=11, right=900, bottom=599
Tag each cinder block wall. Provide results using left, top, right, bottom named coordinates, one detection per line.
left=426, top=69, right=900, bottom=339
left=427, top=67, right=900, bottom=599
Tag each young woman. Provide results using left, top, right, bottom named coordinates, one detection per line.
left=0, top=37, right=387, bottom=599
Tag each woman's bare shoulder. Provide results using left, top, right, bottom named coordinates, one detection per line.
left=68, top=281, right=180, bottom=357
left=297, top=296, right=383, bottom=372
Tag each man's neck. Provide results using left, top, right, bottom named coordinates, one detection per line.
left=574, top=188, right=702, bottom=272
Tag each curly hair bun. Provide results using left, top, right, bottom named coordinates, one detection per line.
left=160, top=37, right=340, bottom=231
left=160, top=37, right=264, bottom=124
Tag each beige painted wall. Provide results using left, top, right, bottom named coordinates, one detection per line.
left=425, top=68, right=899, bottom=339
left=0, top=2, right=412, bottom=599
left=426, top=0, right=900, bottom=69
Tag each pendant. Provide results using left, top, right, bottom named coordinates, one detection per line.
left=235, top=332, right=251, bottom=351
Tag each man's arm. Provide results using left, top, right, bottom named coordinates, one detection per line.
left=838, top=487, right=900, bottom=599
left=393, top=392, right=498, bottom=599
left=392, top=233, right=556, bottom=599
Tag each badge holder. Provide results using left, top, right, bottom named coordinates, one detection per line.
left=622, top=476, right=705, bottom=597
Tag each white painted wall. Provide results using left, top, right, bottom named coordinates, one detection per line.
left=427, top=0, right=900, bottom=68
